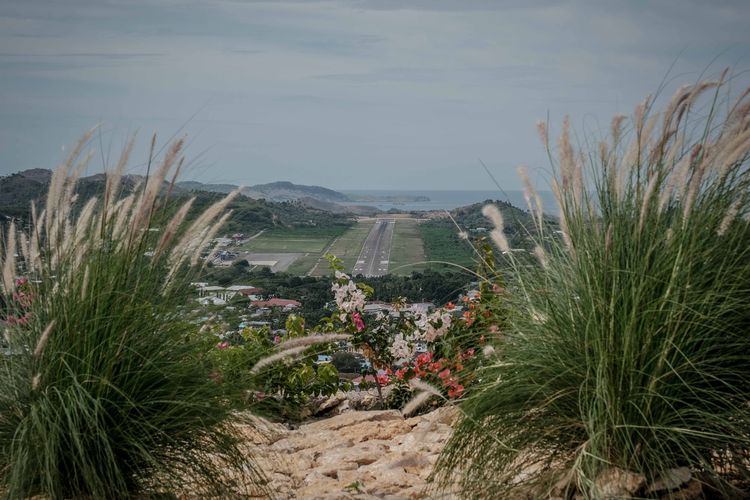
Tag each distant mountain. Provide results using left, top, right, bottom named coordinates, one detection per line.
left=175, top=181, right=238, bottom=194
left=244, top=181, right=349, bottom=203
left=177, top=179, right=351, bottom=203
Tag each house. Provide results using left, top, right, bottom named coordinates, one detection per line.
left=250, top=298, right=301, bottom=310
left=238, top=287, right=265, bottom=301
left=197, top=296, right=226, bottom=306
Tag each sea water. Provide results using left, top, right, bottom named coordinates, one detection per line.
left=339, top=189, right=558, bottom=216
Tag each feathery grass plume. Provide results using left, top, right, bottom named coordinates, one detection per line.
left=190, top=210, right=233, bottom=266
left=0, top=134, right=264, bottom=499
left=2, top=222, right=16, bottom=294
left=32, top=321, right=55, bottom=358
left=517, top=165, right=544, bottom=227
left=170, top=189, right=239, bottom=266
left=250, top=346, right=308, bottom=374
left=638, top=174, right=659, bottom=232
left=17, top=232, right=29, bottom=269
left=409, top=377, right=444, bottom=397
left=718, top=199, right=741, bottom=236
left=481, top=204, right=510, bottom=253
left=532, top=245, right=548, bottom=270
left=276, top=333, right=351, bottom=351
left=402, top=391, right=434, bottom=417
left=155, top=197, right=195, bottom=257
left=535, top=120, right=548, bottom=146
left=435, top=75, right=750, bottom=498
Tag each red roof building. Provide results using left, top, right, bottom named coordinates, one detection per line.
left=250, top=298, right=301, bottom=308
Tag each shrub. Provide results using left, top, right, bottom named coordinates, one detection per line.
left=0, top=134, right=263, bottom=498
left=436, top=75, right=750, bottom=497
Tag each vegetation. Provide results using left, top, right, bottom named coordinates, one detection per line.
left=0, top=135, right=262, bottom=498
left=387, top=218, right=428, bottom=275
left=436, top=76, right=750, bottom=497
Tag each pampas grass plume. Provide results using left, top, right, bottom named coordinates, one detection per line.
left=250, top=346, right=308, bottom=374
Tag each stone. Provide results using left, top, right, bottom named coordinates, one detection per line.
left=660, top=479, right=703, bottom=500
left=647, top=466, right=692, bottom=494
left=593, top=467, right=647, bottom=499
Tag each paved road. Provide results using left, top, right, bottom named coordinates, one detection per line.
left=352, top=219, right=395, bottom=277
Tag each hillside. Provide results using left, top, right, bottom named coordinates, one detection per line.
left=419, top=199, right=557, bottom=269
left=0, top=169, right=354, bottom=234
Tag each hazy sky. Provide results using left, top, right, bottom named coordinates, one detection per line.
left=1, top=0, right=749, bottom=190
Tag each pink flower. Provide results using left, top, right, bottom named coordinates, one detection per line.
left=273, top=335, right=281, bottom=344
left=395, top=368, right=407, bottom=380
left=438, top=369, right=451, bottom=380
left=376, top=373, right=390, bottom=386
left=352, top=311, right=365, bottom=332
left=217, top=341, right=230, bottom=350
left=15, top=277, right=28, bottom=287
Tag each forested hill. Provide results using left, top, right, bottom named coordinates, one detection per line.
left=0, top=169, right=353, bottom=233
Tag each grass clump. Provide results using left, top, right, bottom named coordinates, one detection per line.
left=436, top=73, right=750, bottom=498
left=0, top=133, right=263, bottom=498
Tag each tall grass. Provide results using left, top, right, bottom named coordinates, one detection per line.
left=0, top=133, right=263, bottom=498
left=435, top=74, right=750, bottom=497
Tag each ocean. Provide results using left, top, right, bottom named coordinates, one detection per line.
left=339, top=189, right=558, bottom=216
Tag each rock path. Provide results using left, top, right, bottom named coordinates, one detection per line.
left=237, top=408, right=459, bottom=499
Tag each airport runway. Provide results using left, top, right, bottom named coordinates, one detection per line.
left=352, top=219, right=395, bottom=277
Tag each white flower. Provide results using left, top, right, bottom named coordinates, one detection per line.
left=389, top=333, right=414, bottom=359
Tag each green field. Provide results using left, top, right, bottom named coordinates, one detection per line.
left=388, top=219, right=428, bottom=275
left=418, top=218, right=477, bottom=270
left=308, top=219, right=375, bottom=276
left=239, top=226, right=347, bottom=254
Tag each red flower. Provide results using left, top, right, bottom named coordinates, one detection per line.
left=352, top=311, right=365, bottom=332
left=438, top=369, right=451, bottom=380
left=428, top=361, right=443, bottom=372
left=376, top=373, right=390, bottom=386
left=415, top=352, right=432, bottom=367
left=448, top=384, right=465, bottom=398
left=445, top=302, right=455, bottom=310
left=395, top=368, right=407, bottom=380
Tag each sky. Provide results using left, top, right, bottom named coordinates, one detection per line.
left=1, top=0, right=749, bottom=191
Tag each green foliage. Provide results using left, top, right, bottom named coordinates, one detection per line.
left=331, top=351, right=362, bottom=373
left=436, top=79, right=750, bottom=498
left=206, top=323, right=347, bottom=420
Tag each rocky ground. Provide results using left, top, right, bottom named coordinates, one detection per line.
left=236, top=405, right=458, bottom=499
left=221, top=390, right=707, bottom=499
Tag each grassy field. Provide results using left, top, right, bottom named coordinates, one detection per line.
left=419, top=218, right=477, bottom=270
left=239, top=226, right=348, bottom=254
left=308, top=219, right=375, bottom=276
left=388, top=218, right=427, bottom=275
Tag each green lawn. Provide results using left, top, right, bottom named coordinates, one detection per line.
left=388, top=219, right=428, bottom=276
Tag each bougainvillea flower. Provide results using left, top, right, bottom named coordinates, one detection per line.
left=352, top=311, right=365, bottom=332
